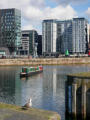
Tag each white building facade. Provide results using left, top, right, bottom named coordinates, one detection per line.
left=42, top=18, right=89, bottom=56
left=42, top=20, right=57, bottom=56
left=72, top=18, right=89, bottom=54
left=57, top=20, right=73, bottom=54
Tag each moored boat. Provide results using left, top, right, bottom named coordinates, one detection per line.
left=20, top=66, right=43, bottom=77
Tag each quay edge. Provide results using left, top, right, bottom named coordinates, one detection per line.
left=0, top=102, right=60, bottom=120
left=0, top=57, right=90, bottom=66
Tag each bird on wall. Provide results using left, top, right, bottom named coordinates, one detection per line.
left=22, top=98, right=32, bottom=110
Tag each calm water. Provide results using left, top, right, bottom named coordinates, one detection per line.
left=0, top=65, right=90, bottom=120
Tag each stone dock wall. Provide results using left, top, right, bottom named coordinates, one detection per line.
left=0, top=102, right=60, bottom=120
left=0, top=57, right=90, bottom=66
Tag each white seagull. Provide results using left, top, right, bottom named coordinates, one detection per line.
left=22, top=98, right=32, bottom=110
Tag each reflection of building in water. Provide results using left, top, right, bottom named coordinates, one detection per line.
left=65, top=75, right=90, bottom=119
left=42, top=68, right=54, bottom=109
left=42, top=68, right=57, bottom=109
left=0, top=67, right=16, bottom=104
left=53, top=69, right=57, bottom=96
left=43, top=68, right=57, bottom=96
left=43, top=67, right=65, bottom=96
left=15, top=73, right=22, bottom=105
left=42, top=67, right=65, bottom=110
left=0, top=67, right=22, bottom=105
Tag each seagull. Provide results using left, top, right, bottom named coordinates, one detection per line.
left=22, top=98, right=32, bottom=110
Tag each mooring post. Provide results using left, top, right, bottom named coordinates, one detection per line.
left=72, top=83, right=77, bottom=117
left=82, top=84, right=86, bottom=120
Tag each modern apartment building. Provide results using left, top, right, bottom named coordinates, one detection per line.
left=21, top=30, right=38, bottom=56
left=57, top=20, right=73, bottom=54
left=72, top=18, right=89, bottom=54
left=21, top=35, right=29, bottom=55
left=42, top=18, right=89, bottom=56
left=0, top=8, right=21, bottom=55
left=42, top=20, right=57, bottom=56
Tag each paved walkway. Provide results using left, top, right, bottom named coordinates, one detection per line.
left=0, top=103, right=60, bottom=120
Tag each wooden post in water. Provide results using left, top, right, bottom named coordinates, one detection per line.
left=82, top=84, right=86, bottom=120
left=72, top=83, right=77, bottom=117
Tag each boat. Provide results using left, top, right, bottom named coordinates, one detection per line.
left=20, top=65, right=43, bottom=77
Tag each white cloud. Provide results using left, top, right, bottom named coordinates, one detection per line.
left=86, top=8, right=90, bottom=18
left=22, top=5, right=77, bottom=24
left=22, top=24, right=34, bottom=30
left=0, top=0, right=77, bottom=34
left=42, top=5, right=77, bottom=20
left=29, top=0, right=45, bottom=8
left=52, top=0, right=88, bottom=6
left=23, top=6, right=43, bottom=21
left=0, top=0, right=45, bottom=8
left=22, top=5, right=77, bottom=33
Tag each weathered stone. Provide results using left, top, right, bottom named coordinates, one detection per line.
left=0, top=57, right=90, bottom=66
left=0, top=103, right=60, bottom=120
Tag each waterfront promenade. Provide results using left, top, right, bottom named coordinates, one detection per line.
left=0, top=57, right=90, bottom=66
left=0, top=102, right=60, bottom=120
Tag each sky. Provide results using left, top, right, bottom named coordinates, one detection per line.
left=0, top=0, right=90, bottom=34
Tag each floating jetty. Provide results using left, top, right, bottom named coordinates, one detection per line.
left=20, top=66, right=43, bottom=77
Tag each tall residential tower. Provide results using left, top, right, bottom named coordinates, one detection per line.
left=72, top=18, right=89, bottom=54
left=42, top=18, right=89, bottom=56
left=42, top=20, right=57, bottom=56
left=0, top=8, right=21, bottom=55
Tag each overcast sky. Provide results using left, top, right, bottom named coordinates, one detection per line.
left=0, top=0, right=90, bottom=34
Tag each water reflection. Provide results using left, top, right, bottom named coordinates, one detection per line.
left=0, top=67, right=21, bottom=104
left=0, top=65, right=90, bottom=120
left=42, top=66, right=65, bottom=120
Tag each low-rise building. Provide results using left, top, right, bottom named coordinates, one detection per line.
left=20, top=30, right=38, bottom=57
